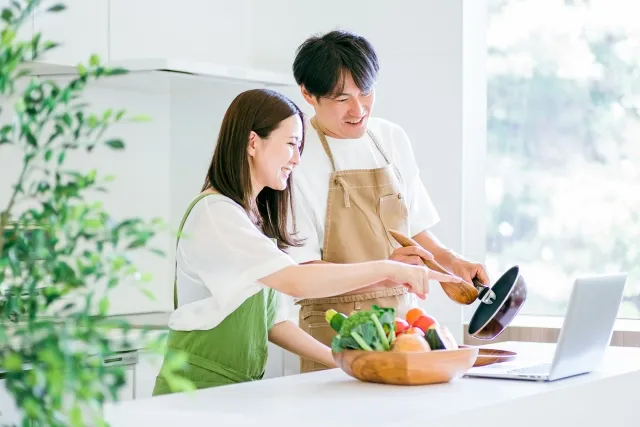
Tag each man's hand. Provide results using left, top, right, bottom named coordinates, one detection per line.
left=388, top=245, right=434, bottom=266
left=447, top=256, right=491, bottom=286
left=410, top=230, right=491, bottom=286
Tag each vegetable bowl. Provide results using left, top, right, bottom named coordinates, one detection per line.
left=327, top=306, right=479, bottom=385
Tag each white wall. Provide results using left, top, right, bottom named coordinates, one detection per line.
left=108, top=0, right=254, bottom=66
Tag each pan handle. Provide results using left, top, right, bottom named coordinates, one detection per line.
left=473, top=278, right=497, bottom=304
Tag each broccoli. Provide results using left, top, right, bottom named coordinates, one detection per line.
left=329, top=305, right=396, bottom=352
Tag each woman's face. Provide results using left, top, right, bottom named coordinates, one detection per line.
left=248, top=114, right=303, bottom=195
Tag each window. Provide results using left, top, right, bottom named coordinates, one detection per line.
left=486, top=0, right=640, bottom=319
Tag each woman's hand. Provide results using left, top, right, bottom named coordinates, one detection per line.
left=384, top=261, right=462, bottom=299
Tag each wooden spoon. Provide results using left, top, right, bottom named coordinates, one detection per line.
left=388, top=229, right=484, bottom=305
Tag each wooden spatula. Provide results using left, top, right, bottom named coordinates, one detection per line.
left=388, top=229, right=492, bottom=305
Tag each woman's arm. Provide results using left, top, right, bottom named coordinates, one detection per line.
left=259, top=259, right=461, bottom=300
left=268, top=321, right=337, bottom=369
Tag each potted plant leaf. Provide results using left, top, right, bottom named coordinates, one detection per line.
left=0, top=1, right=192, bottom=425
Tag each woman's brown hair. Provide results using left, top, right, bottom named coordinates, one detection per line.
left=202, top=88, right=306, bottom=249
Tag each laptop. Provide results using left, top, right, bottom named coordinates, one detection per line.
left=465, top=273, right=628, bottom=382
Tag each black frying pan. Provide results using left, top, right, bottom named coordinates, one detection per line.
left=468, top=265, right=527, bottom=340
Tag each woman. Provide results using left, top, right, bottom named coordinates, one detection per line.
left=152, top=88, right=460, bottom=395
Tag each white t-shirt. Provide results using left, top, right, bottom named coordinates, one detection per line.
left=286, top=116, right=441, bottom=264
left=168, top=194, right=296, bottom=331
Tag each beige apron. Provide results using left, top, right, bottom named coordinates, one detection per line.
left=296, top=117, right=413, bottom=373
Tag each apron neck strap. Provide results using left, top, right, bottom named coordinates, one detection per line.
left=310, top=116, right=393, bottom=172
left=173, top=189, right=219, bottom=310
left=310, top=117, right=338, bottom=171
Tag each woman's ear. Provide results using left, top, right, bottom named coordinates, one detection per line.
left=247, top=131, right=258, bottom=158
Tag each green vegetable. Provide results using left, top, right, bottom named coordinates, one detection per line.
left=370, top=312, right=390, bottom=350
left=425, top=326, right=458, bottom=350
left=330, top=305, right=396, bottom=353
left=325, top=309, right=347, bottom=332
left=425, top=328, right=445, bottom=350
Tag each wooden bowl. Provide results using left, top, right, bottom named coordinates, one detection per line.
left=466, top=346, right=517, bottom=367
left=332, top=346, right=479, bottom=386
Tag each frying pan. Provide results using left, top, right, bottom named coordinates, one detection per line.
left=388, top=229, right=527, bottom=340
left=468, top=265, right=527, bottom=340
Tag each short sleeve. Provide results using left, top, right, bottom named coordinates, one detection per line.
left=273, top=291, right=290, bottom=324
left=407, top=176, right=440, bottom=236
left=177, top=196, right=296, bottom=320
left=285, top=182, right=323, bottom=263
left=386, top=121, right=441, bottom=236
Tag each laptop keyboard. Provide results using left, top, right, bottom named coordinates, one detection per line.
left=507, top=363, right=552, bottom=375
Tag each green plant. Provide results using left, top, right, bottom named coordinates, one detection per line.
left=0, top=1, right=192, bottom=425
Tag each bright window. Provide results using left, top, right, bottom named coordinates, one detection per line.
left=486, top=0, right=640, bottom=319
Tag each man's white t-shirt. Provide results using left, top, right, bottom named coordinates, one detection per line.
left=168, top=194, right=295, bottom=331
left=286, top=116, right=441, bottom=264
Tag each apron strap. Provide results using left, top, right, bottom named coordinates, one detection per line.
left=365, top=127, right=404, bottom=184
left=310, top=115, right=395, bottom=171
left=310, top=117, right=338, bottom=171
left=168, top=345, right=260, bottom=383
left=367, top=129, right=392, bottom=165
left=173, top=189, right=220, bottom=310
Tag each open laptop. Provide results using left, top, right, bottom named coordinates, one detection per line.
left=465, top=273, right=628, bottom=382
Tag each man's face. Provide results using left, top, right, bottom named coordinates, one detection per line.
left=302, top=73, right=375, bottom=139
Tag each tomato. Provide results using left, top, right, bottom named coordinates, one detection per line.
left=404, top=327, right=425, bottom=337
left=395, top=318, right=410, bottom=335
left=405, top=307, right=427, bottom=326
left=412, top=315, right=438, bottom=334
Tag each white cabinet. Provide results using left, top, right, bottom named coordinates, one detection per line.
left=0, top=379, right=23, bottom=426
left=264, top=343, right=284, bottom=379
left=33, top=0, right=108, bottom=66
left=102, top=350, right=139, bottom=402
left=115, top=365, right=136, bottom=402
left=108, top=0, right=253, bottom=66
left=134, top=350, right=164, bottom=400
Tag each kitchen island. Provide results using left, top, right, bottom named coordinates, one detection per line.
left=104, top=341, right=640, bottom=427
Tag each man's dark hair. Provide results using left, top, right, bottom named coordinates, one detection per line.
left=292, top=30, right=379, bottom=99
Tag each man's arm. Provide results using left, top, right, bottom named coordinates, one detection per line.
left=412, top=230, right=490, bottom=285
left=411, top=230, right=456, bottom=267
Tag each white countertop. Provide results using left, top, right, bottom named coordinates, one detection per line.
left=104, top=341, right=640, bottom=427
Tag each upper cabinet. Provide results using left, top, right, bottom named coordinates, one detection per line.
left=24, top=0, right=295, bottom=87
left=108, top=0, right=253, bottom=67
left=33, top=0, right=109, bottom=67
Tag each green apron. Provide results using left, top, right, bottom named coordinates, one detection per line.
left=152, top=192, right=279, bottom=396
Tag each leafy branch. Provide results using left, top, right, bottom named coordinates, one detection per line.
left=0, top=1, right=192, bottom=425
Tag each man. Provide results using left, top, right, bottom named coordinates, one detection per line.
left=287, top=30, right=489, bottom=372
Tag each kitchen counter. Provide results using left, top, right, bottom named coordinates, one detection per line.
left=104, top=341, right=640, bottom=427
left=0, top=311, right=171, bottom=353
left=103, top=311, right=171, bottom=352
left=106, top=311, right=172, bottom=330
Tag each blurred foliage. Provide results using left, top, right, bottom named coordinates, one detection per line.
left=486, top=0, right=640, bottom=318
left=0, top=1, right=192, bottom=426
